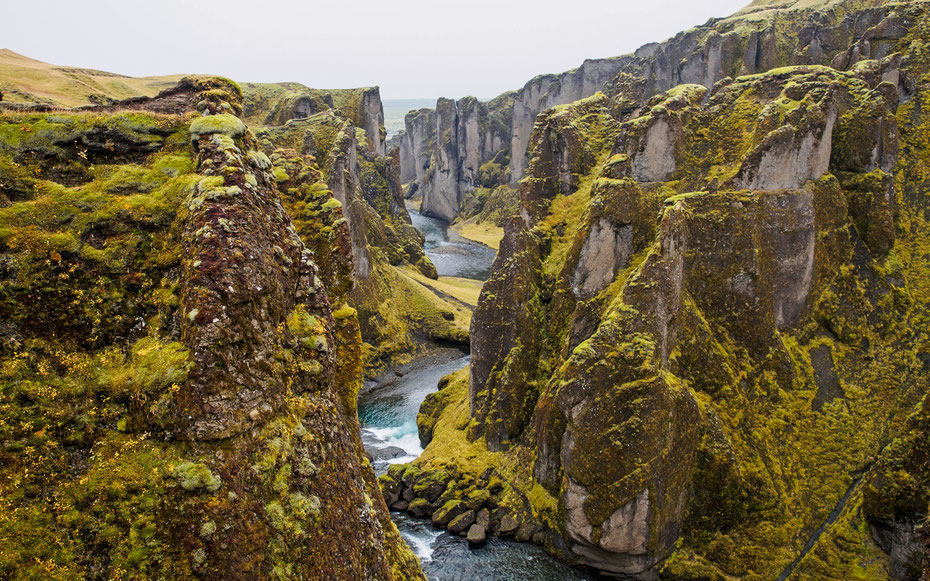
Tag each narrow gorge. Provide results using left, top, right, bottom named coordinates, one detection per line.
left=1, top=0, right=929, bottom=579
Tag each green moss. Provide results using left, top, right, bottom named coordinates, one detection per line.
left=735, top=64, right=834, bottom=82
left=332, top=303, right=357, bottom=320
left=171, top=462, right=222, bottom=493
left=273, top=166, right=290, bottom=182
left=189, top=114, right=246, bottom=140
left=286, top=305, right=329, bottom=353
left=321, top=197, right=342, bottom=210
left=98, top=337, right=191, bottom=399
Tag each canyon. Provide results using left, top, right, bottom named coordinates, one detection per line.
left=0, top=0, right=929, bottom=579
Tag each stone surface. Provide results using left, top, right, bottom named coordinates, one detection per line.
left=448, top=510, right=477, bottom=535
left=572, top=218, right=633, bottom=299
left=467, top=523, right=487, bottom=545
left=406, top=3, right=930, bottom=579
left=0, top=77, right=424, bottom=579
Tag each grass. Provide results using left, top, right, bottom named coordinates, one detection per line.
left=392, top=266, right=475, bottom=331
left=416, top=366, right=498, bottom=475
left=451, top=222, right=504, bottom=250
left=0, top=49, right=183, bottom=108
left=402, top=267, right=484, bottom=307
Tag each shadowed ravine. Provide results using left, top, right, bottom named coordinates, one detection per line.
left=357, top=216, right=597, bottom=580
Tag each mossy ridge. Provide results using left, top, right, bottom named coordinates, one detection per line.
left=410, top=35, right=930, bottom=581
left=350, top=263, right=470, bottom=369
left=252, top=92, right=463, bottom=373
left=240, top=82, right=376, bottom=131
left=269, top=147, right=355, bottom=298
left=0, top=110, right=188, bottom=192
left=0, top=79, right=424, bottom=578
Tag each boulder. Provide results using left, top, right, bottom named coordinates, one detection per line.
left=447, top=510, right=476, bottom=535
left=467, top=524, right=487, bottom=545
left=407, top=498, right=434, bottom=518
left=432, top=500, right=468, bottom=526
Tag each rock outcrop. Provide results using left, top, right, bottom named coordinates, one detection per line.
left=241, top=82, right=386, bottom=155
left=244, top=82, right=469, bottom=368
left=399, top=94, right=513, bottom=222
left=394, top=0, right=918, bottom=225
left=392, top=2, right=930, bottom=579
left=0, top=78, right=423, bottom=579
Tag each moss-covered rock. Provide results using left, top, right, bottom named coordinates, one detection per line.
left=0, top=77, right=423, bottom=580
left=172, top=462, right=222, bottom=493
left=189, top=113, right=246, bottom=139
left=410, top=5, right=930, bottom=579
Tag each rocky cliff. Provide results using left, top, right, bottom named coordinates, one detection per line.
left=396, top=0, right=919, bottom=225
left=0, top=77, right=423, bottom=579
left=387, top=1, right=930, bottom=579
left=241, top=81, right=471, bottom=369
left=398, top=93, right=513, bottom=222
left=242, top=82, right=386, bottom=155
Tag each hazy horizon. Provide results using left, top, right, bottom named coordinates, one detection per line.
left=1, top=0, right=750, bottom=100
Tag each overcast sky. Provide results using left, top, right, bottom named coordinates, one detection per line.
left=2, top=0, right=750, bottom=100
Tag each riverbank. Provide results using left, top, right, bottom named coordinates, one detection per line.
left=357, top=202, right=607, bottom=580
left=408, top=207, right=497, bottom=281
left=449, top=221, right=504, bottom=251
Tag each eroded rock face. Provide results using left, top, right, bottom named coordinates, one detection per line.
left=469, top=216, right=545, bottom=450
left=405, top=10, right=930, bottom=575
left=0, top=79, right=423, bottom=580
left=510, top=59, right=629, bottom=182
left=325, top=124, right=373, bottom=280
left=395, top=0, right=911, bottom=228
left=419, top=98, right=462, bottom=222
left=248, top=84, right=454, bottom=367
left=360, top=87, right=386, bottom=155
left=571, top=218, right=633, bottom=299
left=737, top=104, right=837, bottom=191
left=630, top=117, right=676, bottom=182
left=565, top=486, right=655, bottom=579
left=400, top=94, right=513, bottom=222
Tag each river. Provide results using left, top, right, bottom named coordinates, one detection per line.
left=357, top=209, right=598, bottom=580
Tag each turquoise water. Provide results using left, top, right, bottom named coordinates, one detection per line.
left=395, top=512, right=601, bottom=581
left=358, top=355, right=472, bottom=473
left=358, top=357, right=599, bottom=580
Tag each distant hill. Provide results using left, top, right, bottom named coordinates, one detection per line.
left=0, top=48, right=185, bottom=107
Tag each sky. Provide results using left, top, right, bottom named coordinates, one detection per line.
left=2, top=0, right=750, bottom=100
